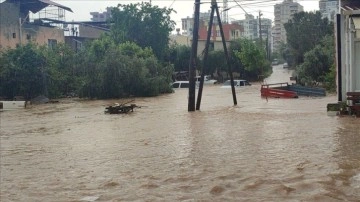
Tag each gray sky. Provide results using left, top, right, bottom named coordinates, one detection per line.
left=0, top=0, right=320, bottom=29
left=53, top=0, right=320, bottom=29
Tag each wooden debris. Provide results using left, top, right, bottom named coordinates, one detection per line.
left=105, top=100, right=140, bottom=114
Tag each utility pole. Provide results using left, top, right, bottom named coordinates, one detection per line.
left=259, top=11, right=263, bottom=44
left=188, top=0, right=201, bottom=111
left=195, top=0, right=237, bottom=110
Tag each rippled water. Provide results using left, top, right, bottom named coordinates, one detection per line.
left=1, top=66, right=360, bottom=201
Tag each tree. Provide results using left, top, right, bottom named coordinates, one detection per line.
left=233, top=38, right=271, bottom=80
left=295, top=35, right=335, bottom=87
left=206, top=50, right=226, bottom=76
left=284, top=11, right=333, bottom=66
left=0, top=44, right=46, bottom=100
left=78, top=39, right=173, bottom=98
left=166, top=44, right=191, bottom=72
left=110, top=2, right=175, bottom=60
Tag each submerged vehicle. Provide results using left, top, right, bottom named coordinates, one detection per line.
left=220, top=80, right=251, bottom=88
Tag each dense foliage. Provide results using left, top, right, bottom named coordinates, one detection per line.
left=0, top=3, right=176, bottom=100
left=110, top=2, right=175, bottom=60
left=78, top=39, right=173, bottom=98
left=294, top=35, right=335, bottom=89
left=233, top=38, right=272, bottom=80
left=284, top=11, right=333, bottom=66
left=0, top=41, right=174, bottom=100
left=166, top=44, right=191, bottom=72
left=279, top=11, right=336, bottom=91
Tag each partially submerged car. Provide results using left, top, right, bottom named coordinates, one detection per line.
left=195, top=75, right=217, bottom=85
left=220, top=79, right=251, bottom=88
left=172, top=81, right=190, bottom=88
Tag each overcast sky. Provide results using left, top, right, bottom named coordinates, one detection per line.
left=51, top=0, right=320, bottom=28
left=0, top=0, right=320, bottom=29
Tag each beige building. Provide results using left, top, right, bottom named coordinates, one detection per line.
left=273, top=0, right=303, bottom=50
left=0, top=0, right=72, bottom=50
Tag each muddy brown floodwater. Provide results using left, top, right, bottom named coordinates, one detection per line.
left=1, top=65, right=360, bottom=202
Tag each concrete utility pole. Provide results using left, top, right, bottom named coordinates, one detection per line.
left=188, top=0, right=201, bottom=111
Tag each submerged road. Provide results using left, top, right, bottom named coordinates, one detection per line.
left=1, top=65, right=359, bottom=201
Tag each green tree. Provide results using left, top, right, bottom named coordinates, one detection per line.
left=78, top=39, right=173, bottom=98
left=234, top=38, right=271, bottom=80
left=0, top=44, right=46, bottom=100
left=206, top=50, right=226, bottom=76
left=166, top=44, right=191, bottom=72
left=295, top=35, right=335, bottom=88
left=284, top=11, right=333, bottom=66
left=110, top=2, right=175, bottom=60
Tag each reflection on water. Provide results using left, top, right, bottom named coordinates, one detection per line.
left=1, top=65, right=360, bottom=201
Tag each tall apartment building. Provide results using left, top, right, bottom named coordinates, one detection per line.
left=232, top=14, right=257, bottom=39
left=232, top=14, right=272, bottom=40
left=273, top=0, right=303, bottom=50
left=319, top=0, right=339, bottom=22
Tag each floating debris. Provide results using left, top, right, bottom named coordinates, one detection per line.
left=105, top=100, right=140, bottom=114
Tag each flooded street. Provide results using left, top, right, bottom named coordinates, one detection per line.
left=1, top=65, right=360, bottom=201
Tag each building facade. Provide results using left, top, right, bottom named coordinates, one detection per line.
left=196, top=23, right=243, bottom=56
left=319, top=0, right=339, bottom=22
left=232, top=14, right=272, bottom=40
left=0, top=0, right=71, bottom=50
left=336, top=0, right=360, bottom=101
left=232, top=14, right=257, bottom=39
left=181, top=11, right=214, bottom=36
left=90, top=7, right=112, bottom=22
left=273, top=0, right=303, bottom=50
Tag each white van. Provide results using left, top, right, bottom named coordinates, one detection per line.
left=220, top=80, right=251, bottom=88
left=172, top=81, right=200, bottom=89
left=194, top=75, right=217, bottom=84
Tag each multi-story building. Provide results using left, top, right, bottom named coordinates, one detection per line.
left=181, top=10, right=214, bottom=36
left=90, top=7, right=112, bottom=22
left=232, top=14, right=257, bottom=39
left=259, top=17, right=272, bottom=40
left=319, top=0, right=339, bottom=22
left=0, top=0, right=71, bottom=50
left=273, top=0, right=303, bottom=50
left=233, top=14, right=272, bottom=40
left=197, top=23, right=243, bottom=56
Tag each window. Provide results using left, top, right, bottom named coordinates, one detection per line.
left=180, top=83, right=189, bottom=88
left=172, top=83, right=180, bottom=88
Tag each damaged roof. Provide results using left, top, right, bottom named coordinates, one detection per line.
left=4, top=0, right=73, bottom=13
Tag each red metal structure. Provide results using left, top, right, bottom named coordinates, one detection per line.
left=261, top=83, right=298, bottom=98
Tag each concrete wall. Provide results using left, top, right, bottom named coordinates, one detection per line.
left=0, top=2, right=21, bottom=49
left=0, top=2, right=64, bottom=50
left=197, top=40, right=231, bottom=56
left=78, top=25, right=108, bottom=39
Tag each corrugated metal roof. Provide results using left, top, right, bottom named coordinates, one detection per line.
left=4, top=0, right=72, bottom=13
left=341, top=0, right=360, bottom=11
